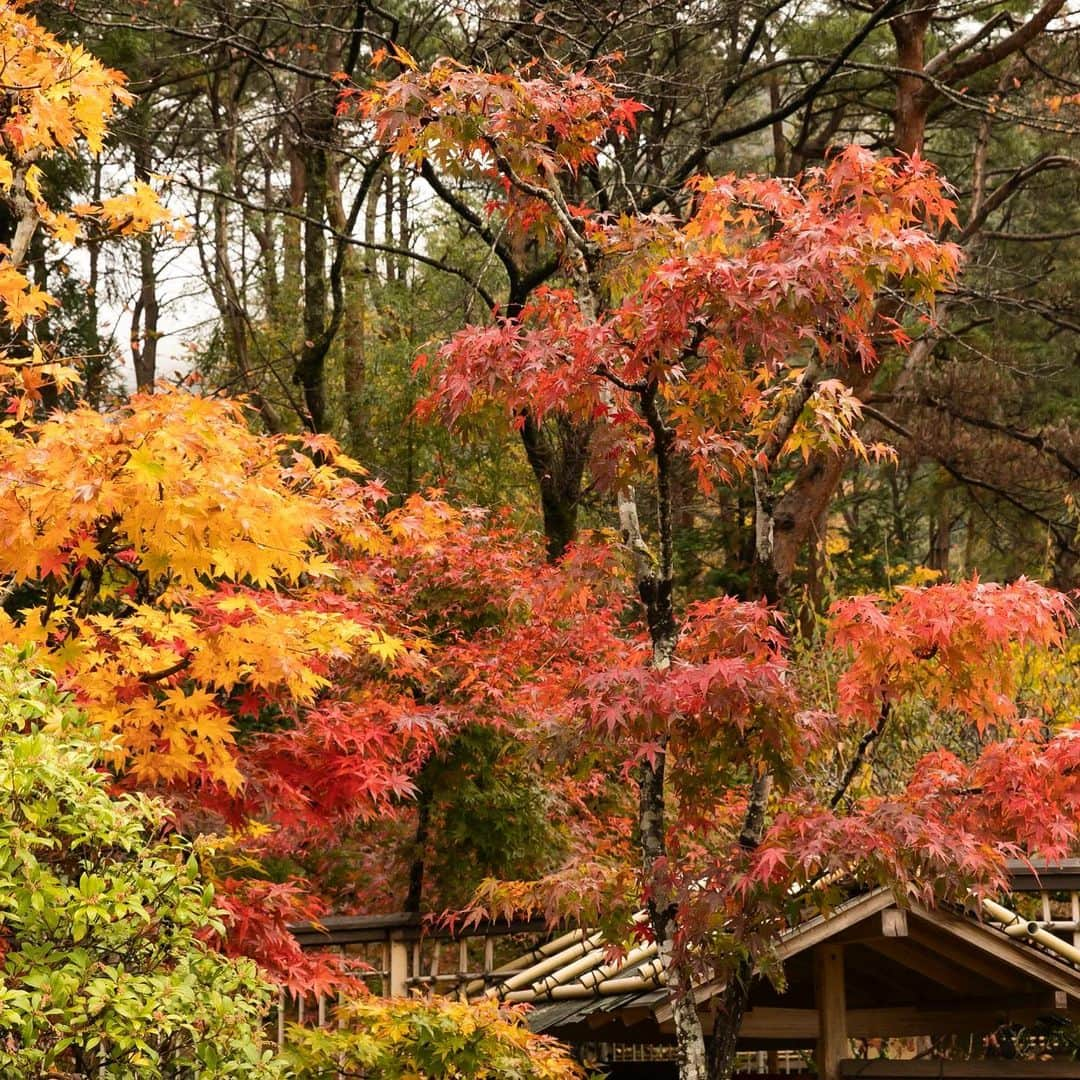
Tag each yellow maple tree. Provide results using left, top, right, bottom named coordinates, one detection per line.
left=0, top=1, right=175, bottom=403
left=0, top=390, right=403, bottom=788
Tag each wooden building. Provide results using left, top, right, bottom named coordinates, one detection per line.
left=286, top=863, right=1080, bottom=1078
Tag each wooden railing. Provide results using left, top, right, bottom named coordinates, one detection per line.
left=277, top=912, right=555, bottom=1044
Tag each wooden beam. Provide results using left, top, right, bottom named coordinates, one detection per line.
left=740, top=1007, right=818, bottom=1039
left=779, top=892, right=894, bottom=961
left=1007, top=858, right=1080, bottom=893
left=815, top=944, right=847, bottom=1080
left=906, top=921, right=1028, bottom=991
left=913, top=906, right=1080, bottom=998
left=882, top=909, right=909, bottom=937
left=736, top=999, right=1080, bottom=1041
left=840, top=1060, right=1080, bottom=1078
left=864, top=937, right=988, bottom=995
left=844, top=1002, right=1064, bottom=1038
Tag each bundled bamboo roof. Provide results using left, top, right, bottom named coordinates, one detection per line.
left=464, top=889, right=1080, bottom=1044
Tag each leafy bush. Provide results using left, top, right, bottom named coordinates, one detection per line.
left=0, top=651, right=284, bottom=1078
left=285, top=996, right=583, bottom=1079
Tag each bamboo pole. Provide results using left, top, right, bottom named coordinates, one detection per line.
left=982, top=896, right=1080, bottom=966
left=464, top=927, right=586, bottom=996
left=507, top=958, right=666, bottom=1000
left=577, top=942, right=658, bottom=990
left=485, top=931, right=606, bottom=998
left=470, top=910, right=651, bottom=997
left=529, top=947, right=609, bottom=997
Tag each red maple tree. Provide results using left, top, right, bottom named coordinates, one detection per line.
left=357, top=56, right=1080, bottom=1079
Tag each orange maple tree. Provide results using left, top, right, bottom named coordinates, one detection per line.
left=0, top=389, right=443, bottom=990
left=0, top=392, right=398, bottom=787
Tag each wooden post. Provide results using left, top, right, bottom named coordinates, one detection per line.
left=814, top=944, right=847, bottom=1080
left=389, top=936, right=409, bottom=997
left=882, top=909, right=908, bottom=937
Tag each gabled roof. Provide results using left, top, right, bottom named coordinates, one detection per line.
left=475, top=891, right=1080, bottom=1042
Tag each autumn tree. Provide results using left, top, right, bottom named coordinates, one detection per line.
left=0, top=381, right=609, bottom=982
left=0, top=643, right=589, bottom=1077
left=345, top=1, right=1077, bottom=578
left=0, top=388, right=459, bottom=984
left=0, top=0, right=182, bottom=409
left=362, top=60, right=1080, bottom=1080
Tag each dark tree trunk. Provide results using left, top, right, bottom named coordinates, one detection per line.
left=520, top=412, right=592, bottom=562
left=295, top=108, right=330, bottom=433
left=130, top=109, right=159, bottom=391
left=710, top=957, right=754, bottom=1080
left=404, top=785, right=432, bottom=914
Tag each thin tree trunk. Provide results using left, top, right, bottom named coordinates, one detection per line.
left=615, top=378, right=710, bottom=1080
left=283, top=75, right=306, bottom=348
left=295, top=107, right=330, bottom=432
left=130, top=109, right=159, bottom=391
left=83, top=159, right=107, bottom=405
left=709, top=771, right=772, bottom=1080
left=203, top=62, right=283, bottom=433
left=404, top=786, right=432, bottom=914
left=327, top=156, right=368, bottom=456
left=710, top=957, right=753, bottom=1080
left=928, top=482, right=951, bottom=574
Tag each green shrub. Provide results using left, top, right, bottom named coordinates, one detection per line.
left=0, top=651, right=284, bottom=1078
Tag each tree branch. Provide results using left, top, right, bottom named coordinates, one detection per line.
left=862, top=404, right=1077, bottom=554
left=644, top=0, right=906, bottom=208
left=930, top=0, right=1067, bottom=89
left=830, top=701, right=891, bottom=810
